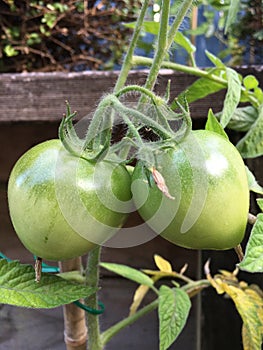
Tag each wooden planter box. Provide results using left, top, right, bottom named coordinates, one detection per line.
left=0, top=67, right=262, bottom=350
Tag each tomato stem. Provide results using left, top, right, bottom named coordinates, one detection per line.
left=142, top=0, right=193, bottom=93
left=113, top=0, right=150, bottom=93
left=132, top=56, right=260, bottom=108
left=85, top=246, right=103, bottom=350
left=142, top=0, right=170, bottom=93
left=100, top=299, right=159, bottom=346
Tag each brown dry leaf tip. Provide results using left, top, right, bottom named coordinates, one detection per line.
left=151, top=167, right=175, bottom=200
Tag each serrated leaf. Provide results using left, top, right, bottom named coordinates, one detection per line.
left=223, top=106, right=258, bottom=132
left=220, top=68, right=242, bottom=128
left=158, top=286, right=191, bottom=350
left=236, top=105, right=263, bottom=158
left=154, top=254, right=172, bottom=273
left=245, top=167, right=263, bottom=195
left=257, top=199, right=263, bottom=212
left=100, top=263, right=153, bottom=287
left=0, top=259, right=95, bottom=308
left=205, top=109, right=228, bottom=139
left=217, top=281, right=263, bottom=350
left=239, top=213, right=263, bottom=273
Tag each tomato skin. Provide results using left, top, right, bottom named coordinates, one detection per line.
left=132, top=130, right=250, bottom=250
left=8, top=139, right=131, bottom=261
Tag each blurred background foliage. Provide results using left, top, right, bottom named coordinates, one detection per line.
left=0, top=0, right=262, bottom=73
left=0, top=0, right=141, bottom=72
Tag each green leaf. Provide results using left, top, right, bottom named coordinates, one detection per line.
left=0, top=259, right=95, bottom=308
left=245, top=167, right=263, bottom=195
left=236, top=105, right=263, bottom=158
left=4, top=44, right=19, bottom=57
left=174, top=31, right=196, bottom=55
left=158, top=286, right=191, bottom=350
left=254, top=87, right=263, bottom=104
left=239, top=213, right=263, bottom=273
left=205, top=109, right=229, bottom=139
left=220, top=68, right=242, bottom=128
left=225, top=0, right=240, bottom=34
left=177, top=74, right=224, bottom=104
left=243, top=75, right=259, bottom=90
left=205, top=50, right=225, bottom=68
left=223, top=106, right=258, bottom=132
left=257, top=198, right=263, bottom=212
left=100, top=263, right=153, bottom=287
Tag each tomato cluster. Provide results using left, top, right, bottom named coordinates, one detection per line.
left=7, top=102, right=250, bottom=261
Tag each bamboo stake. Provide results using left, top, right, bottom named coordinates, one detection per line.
left=59, top=257, right=87, bottom=350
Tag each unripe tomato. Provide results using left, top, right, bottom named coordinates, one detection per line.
left=132, top=130, right=249, bottom=250
left=8, top=139, right=131, bottom=261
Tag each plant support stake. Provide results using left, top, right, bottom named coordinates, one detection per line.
left=59, top=258, right=87, bottom=350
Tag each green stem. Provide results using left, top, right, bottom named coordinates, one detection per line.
left=133, top=56, right=228, bottom=84
left=101, top=299, right=159, bottom=346
left=132, top=56, right=260, bottom=107
left=166, top=0, right=193, bottom=49
left=85, top=246, right=103, bottom=350
left=113, top=0, right=150, bottom=92
left=143, top=0, right=170, bottom=91
left=112, top=96, right=174, bottom=140
left=101, top=278, right=210, bottom=346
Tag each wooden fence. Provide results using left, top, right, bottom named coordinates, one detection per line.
left=0, top=67, right=262, bottom=350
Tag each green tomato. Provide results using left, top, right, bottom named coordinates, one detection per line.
left=8, top=139, right=131, bottom=261
left=132, top=130, right=250, bottom=250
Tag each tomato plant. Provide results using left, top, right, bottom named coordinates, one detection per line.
left=8, top=139, right=131, bottom=261
left=1, top=1, right=263, bottom=350
left=132, top=130, right=250, bottom=250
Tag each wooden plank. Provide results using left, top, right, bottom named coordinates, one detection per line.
left=1, top=66, right=262, bottom=123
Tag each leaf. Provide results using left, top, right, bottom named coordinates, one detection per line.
left=174, top=31, right=196, bottom=55
left=205, top=50, right=225, bottom=68
left=100, top=263, right=153, bottom=287
left=223, top=106, right=258, bottom=132
left=0, top=259, right=95, bottom=308
left=236, top=105, right=263, bottom=158
left=217, top=282, right=263, bottom=350
left=245, top=167, right=263, bottom=195
left=225, top=0, right=240, bottom=34
left=129, top=284, right=150, bottom=315
left=220, top=68, right=242, bottom=128
left=243, top=75, right=259, bottom=90
left=239, top=213, right=263, bottom=273
left=154, top=254, right=172, bottom=273
left=205, top=109, right=229, bottom=139
left=158, top=286, right=191, bottom=350
left=177, top=74, right=225, bottom=104
left=257, top=198, right=263, bottom=212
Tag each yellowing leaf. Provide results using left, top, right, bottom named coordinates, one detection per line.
left=129, top=284, right=150, bottom=316
left=219, top=282, right=263, bottom=349
left=154, top=254, right=172, bottom=273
